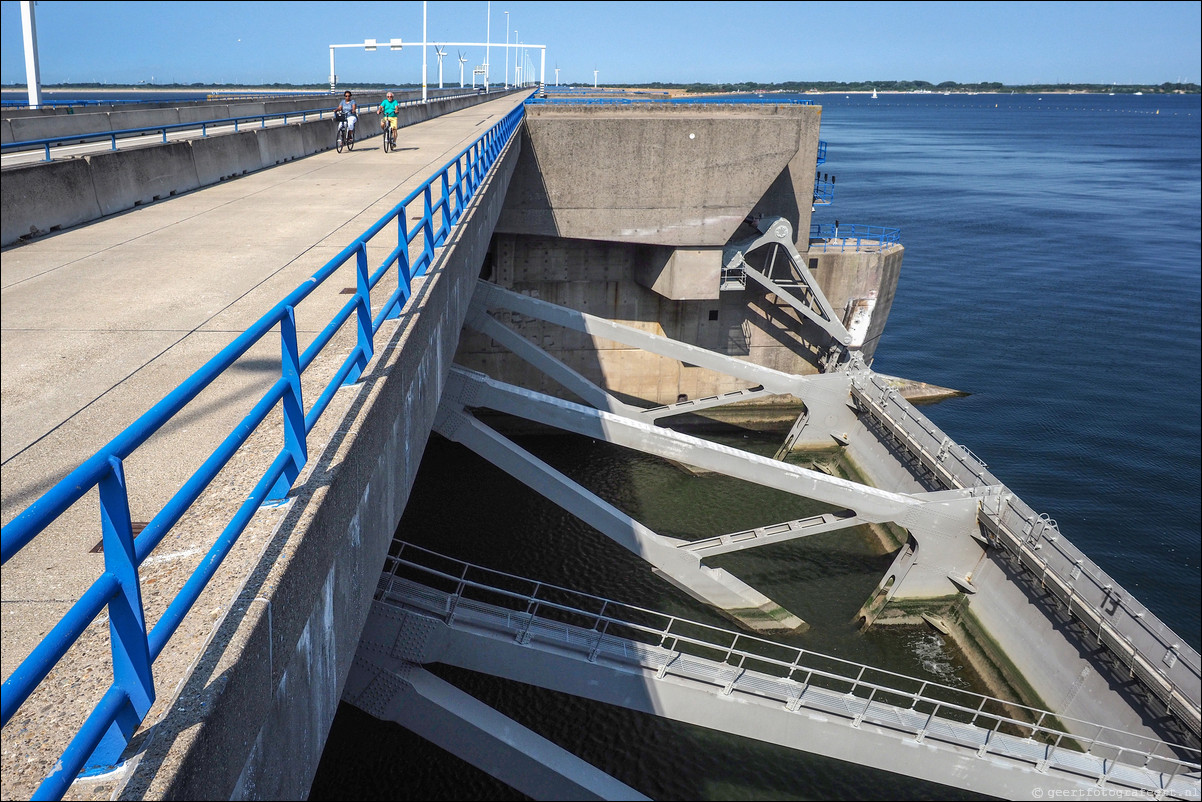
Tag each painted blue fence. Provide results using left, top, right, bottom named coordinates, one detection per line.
left=809, top=222, right=902, bottom=251
left=0, top=102, right=525, bottom=801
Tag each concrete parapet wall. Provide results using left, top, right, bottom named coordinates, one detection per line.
left=0, top=157, right=101, bottom=241
left=7, top=110, right=112, bottom=143
left=88, top=141, right=201, bottom=215
left=2, top=94, right=505, bottom=247
left=191, top=130, right=263, bottom=185
left=2, top=92, right=489, bottom=145
left=107, top=107, right=184, bottom=132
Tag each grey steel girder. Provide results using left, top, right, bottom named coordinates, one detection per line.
left=442, top=366, right=984, bottom=537
left=366, top=596, right=1198, bottom=801
left=344, top=608, right=649, bottom=801
left=681, top=511, right=866, bottom=558
left=469, top=280, right=865, bottom=444
left=723, top=216, right=853, bottom=350
left=472, top=279, right=823, bottom=396
left=433, top=403, right=807, bottom=631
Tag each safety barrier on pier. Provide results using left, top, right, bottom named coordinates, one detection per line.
left=809, top=222, right=902, bottom=251
left=848, top=370, right=1202, bottom=737
left=0, top=104, right=525, bottom=801
left=2, top=108, right=339, bottom=161
left=376, top=541, right=1202, bottom=799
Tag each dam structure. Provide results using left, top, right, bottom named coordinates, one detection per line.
left=0, top=87, right=1199, bottom=801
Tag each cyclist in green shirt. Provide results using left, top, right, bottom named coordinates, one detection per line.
left=378, top=92, right=400, bottom=150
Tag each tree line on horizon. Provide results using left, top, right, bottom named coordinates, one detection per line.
left=2, top=79, right=1198, bottom=94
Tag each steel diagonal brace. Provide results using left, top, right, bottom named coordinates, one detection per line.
left=724, top=216, right=852, bottom=346
left=682, top=511, right=866, bottom=558
left=464, top=303, right=642, bottom=416
left=472, top=280, right=835, bottom=398
left=740, top=263, right=851, bottom=348
left=432, top=400, right=807, bottom=633
left=443, top=366, right=982, bottom=536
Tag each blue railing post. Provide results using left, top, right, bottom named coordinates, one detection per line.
left=436, top=172, right=452, bottom=246
left=86, top=455, right=154, bottom=771
left=420, top=186, right=435, bottom=276
left=268, top=307, right=307, bottom=502
left=345, top=244, right=374, bottom=385
left=384, top=209, right=412, bottom=321
left=452, top=159, right=466, bottom=225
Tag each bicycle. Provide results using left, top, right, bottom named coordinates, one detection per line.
left=381, top=118, right=398, bottom=153
left=334, top=110, right=355, bottom=153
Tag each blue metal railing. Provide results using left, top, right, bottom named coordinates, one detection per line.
left=813, top=172, right=836, bottom=205
left=2, top=108, right=337, bottom=161
left=0, top=102, right=525, bottom=802
left=816, top=140, right=827, bottom=165
left=809, top=223, right=902, bottom=251
left=0, top=98, right=416, bottom=161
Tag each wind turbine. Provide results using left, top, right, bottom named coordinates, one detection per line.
left=458, top=50, right=467, bottom=88
left=434, top=44, right=447, bottom=89
left=593, top=68, right=598, bottom=88
left=554, top=63, right=560, bottom=86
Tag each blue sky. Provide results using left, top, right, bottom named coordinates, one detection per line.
left=2, top=1, right=1199, bottom=86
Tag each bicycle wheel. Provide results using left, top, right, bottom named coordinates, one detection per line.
left=336, top=129, right=344, bottom=154
left=382, top=129, right=391, bottom=153
left=346, top=130, right=355, bottom=151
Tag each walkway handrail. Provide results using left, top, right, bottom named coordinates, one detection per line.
left=3, top=107, right=347, bottom=161
left=848, top=370, right=1202, bottom=735
left=809, top=222, right=901, bottom=251
left=379, top=541, right=1201, bottom=791
left=0, top=102, right=525, bottom=801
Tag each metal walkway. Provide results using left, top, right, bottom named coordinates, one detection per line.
left=350, top=542, right=1201, bottom=801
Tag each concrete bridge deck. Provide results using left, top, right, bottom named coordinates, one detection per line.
left=0, top=91, right=527, bottom=800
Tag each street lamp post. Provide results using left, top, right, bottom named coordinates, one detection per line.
left=504, top=11, right=510, bottom=89
left=329, top=38, right=403, bottom=93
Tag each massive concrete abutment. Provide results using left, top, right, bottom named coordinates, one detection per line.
left=457, top=102, right=903, bottom=409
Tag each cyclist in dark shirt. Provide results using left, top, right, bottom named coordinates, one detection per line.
left=335, top=90, right=358, bottom=143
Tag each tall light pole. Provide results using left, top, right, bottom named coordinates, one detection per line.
left=504, top=11, right=510, bottom=89
left=513, top=31, right=518, bottom=86
left=485, top=1, right=490, bottom=90
left=20, top=0, right=42, bottom=108
left=421, top=1, right=428, bottom=102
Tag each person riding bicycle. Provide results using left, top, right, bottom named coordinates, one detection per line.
left=378, top=91, right=400, bottom=148
left=335, top=90, right=358, bottom=143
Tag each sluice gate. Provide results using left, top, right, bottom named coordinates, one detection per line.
left=355, top=229, right=1200, bottom=796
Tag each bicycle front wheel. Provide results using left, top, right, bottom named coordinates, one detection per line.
left=336, top=132, right=344, bottom=153
left=347, top=131, right=355, bottom=151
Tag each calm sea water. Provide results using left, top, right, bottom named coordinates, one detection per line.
left=309, top=93, right=1200, bottom=800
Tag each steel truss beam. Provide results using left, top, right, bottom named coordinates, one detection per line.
left=467, top=279, right=858, bottom=440
left=345, top=650, right=648, bottom=801
left=433, top=402, right=807, bottom=632
left=723, top=216, right=853, bottom=356
left=441, top=366, right=981, bottom=535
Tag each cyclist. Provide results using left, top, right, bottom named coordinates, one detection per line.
left=335, top=90, right=358, bottom=145
left=378, top=91, right=400, bottom=149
